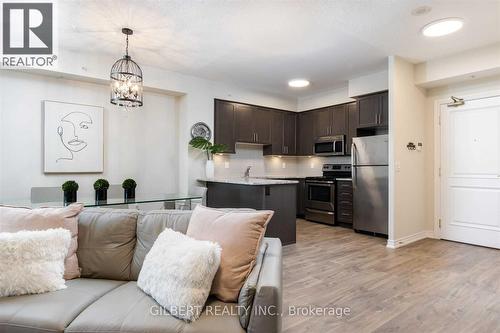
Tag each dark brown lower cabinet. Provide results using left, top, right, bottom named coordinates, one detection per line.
left=336, top=180, right=353, bottom=225
left=206, top=182, right=297, bottom=245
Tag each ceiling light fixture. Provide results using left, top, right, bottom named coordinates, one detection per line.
left=288, top=79, right=310, bottom=88
left=421, top=18, right=464, bottom=37
left=110, top=28, right=143, bottom=108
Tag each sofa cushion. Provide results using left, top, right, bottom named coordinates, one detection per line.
left=77, top=208, right=138, bottom=280
left=186, top=206, right=273, bottom=302
left=0, top=204, right=83, bottom=279
left=131, top=210, right=192, bottom=280
left=65, top=281, right=244, bottom=333
left=0, top=278, right=125, bottom=333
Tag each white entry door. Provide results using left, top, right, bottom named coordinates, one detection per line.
left=441, top=95, right=500, bottom=249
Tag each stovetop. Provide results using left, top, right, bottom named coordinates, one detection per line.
left=305, top=164, right=352, bottom=181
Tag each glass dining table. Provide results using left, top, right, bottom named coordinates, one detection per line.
left=2, top=193, right=203, bottom=210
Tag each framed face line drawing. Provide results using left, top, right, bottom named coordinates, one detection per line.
left=43, top=100, right=104, bottom=173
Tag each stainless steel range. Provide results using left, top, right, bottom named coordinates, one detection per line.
left=305, top=164, right=351, bottom=225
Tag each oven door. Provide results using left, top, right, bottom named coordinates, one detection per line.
left=305, top=180, right=335, bottom=211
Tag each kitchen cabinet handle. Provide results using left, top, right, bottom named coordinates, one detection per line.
left=256, top=133, right=258, bottom=142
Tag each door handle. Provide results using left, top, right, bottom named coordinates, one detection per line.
left=351, top=143, right=357, bottom=189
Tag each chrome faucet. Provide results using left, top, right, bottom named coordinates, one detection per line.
left=244, top=166, right=252, bottom=178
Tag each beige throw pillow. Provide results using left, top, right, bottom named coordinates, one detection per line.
left=0, top=204, right=83, bottom=279
left=186, top=205, right=273, bottom=302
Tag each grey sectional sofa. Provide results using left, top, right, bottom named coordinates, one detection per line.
left=0, top=208, right=283, bottom=333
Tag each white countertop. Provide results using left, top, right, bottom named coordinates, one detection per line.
left=197, top=177, right=299, bottom=185
left=257, top=175, right=313, bottom=179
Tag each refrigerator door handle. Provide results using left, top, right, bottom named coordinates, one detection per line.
left=351, top=142, right=357, bottom=189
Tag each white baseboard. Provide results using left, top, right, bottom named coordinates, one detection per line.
left=386, top=230, right=435, bottom=249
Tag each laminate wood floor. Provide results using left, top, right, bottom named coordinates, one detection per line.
left=282, top=219, right=500, bottom=333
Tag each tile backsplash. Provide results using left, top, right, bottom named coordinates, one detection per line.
left=214, top=143, right=350, bottom=178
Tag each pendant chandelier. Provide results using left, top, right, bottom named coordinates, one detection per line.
left=110, top=28, right=143, bottom=108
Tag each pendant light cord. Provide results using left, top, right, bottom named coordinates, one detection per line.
left=125, top=34, right=129, bottom=57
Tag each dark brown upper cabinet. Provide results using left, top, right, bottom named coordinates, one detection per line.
left=253, top=107, right=272, bottom=144
left=297, top=111, right=315, bottom=156
left=234, top=104, right=272, bottom=144
left=331, top=105, right=348, bottom=136
left=234, top=103, right=255, bottom=143
left=312, top=105, right=347, bottom=139
left=283, top=112, right=296, bottom=155
left=264, top=111, right=284, bottom=156
left=346, top=102, right=358, bottom=155
left=215, top=94, right=386, bottom=156
left=313, top=108, right=331, bottom=138
left=214, top=100, right=236, bottom=153
left=264, top=111, right=296, bottom=156
left=357, top=91, right=388, bottom=128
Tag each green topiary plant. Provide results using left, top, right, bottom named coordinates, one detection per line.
left=122, top=178, right=137, bottom=190
left=93, top=179, right=110, bottom=191
left=189, top=137, right=227, bottom=160
left=62, top=180, right=79, bottom=192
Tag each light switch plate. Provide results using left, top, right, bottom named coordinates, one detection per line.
left=224, top=162, right=229, bottom=169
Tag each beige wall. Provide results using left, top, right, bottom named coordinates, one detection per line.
left=388, top=56, right=428, bottom=242
left=415, top=42, right=500, bottom=88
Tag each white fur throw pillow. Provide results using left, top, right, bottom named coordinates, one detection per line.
left=137, top=228, right=221, bottom=322
left=0, top=228, right=71, bottom=297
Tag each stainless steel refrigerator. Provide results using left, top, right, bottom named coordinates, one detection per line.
left=351, top=135, right=389, bottom=235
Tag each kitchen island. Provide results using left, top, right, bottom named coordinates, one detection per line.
left=198, top=177, right=298, bottom=245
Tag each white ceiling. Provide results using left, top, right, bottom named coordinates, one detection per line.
left=58, top=0, right=500, bottom=97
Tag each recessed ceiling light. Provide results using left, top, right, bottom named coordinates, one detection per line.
left=422, top=18, right=464, bottom=37
left=288, top=79, right=310, bottom=88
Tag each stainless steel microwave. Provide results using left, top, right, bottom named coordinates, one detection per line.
left=313, top=135, right=345, bottom=156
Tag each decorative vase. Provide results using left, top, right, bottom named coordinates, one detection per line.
left=63, top=190, right=77, bottom=205
left=95, top=189, right=107, bottom=201
left=205, top=160, right=215, bottom=178
left=124, top=188, right=135, bottom=200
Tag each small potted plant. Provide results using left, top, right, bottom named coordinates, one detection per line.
left=93, top=179, right=109, bottom=201
left=61, top=180, right=78, bottom=204
left=122, top=178, right=137, bottom=200
left=189, top=137, right=226, bottom=178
